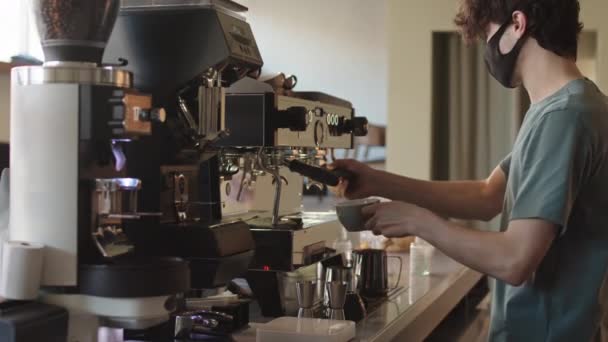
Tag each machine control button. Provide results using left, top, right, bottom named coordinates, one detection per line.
left=326, top=114, right=342, bottom=136
left=275, top=106, right=309, bottom=132
left=329, top=116, right=345, bottom=136
left=307, top=110, right=315, bottom=124
left=326, top=113, right=340, bottom=127
left=314, top=120, right=325, bottom=146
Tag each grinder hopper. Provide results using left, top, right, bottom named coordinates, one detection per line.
left=33, top=0, right=120, bottom=64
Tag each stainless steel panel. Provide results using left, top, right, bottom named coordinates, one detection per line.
left=275, top=95, right=354, bottom=149
left=12, top=65, right=132, bottom=88
left=10, top=83, right=79, bottom=286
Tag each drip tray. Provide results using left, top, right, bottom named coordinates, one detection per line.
left=246, top=216, right=303, bottom=230
left=79, top=257, right=190, bottom=298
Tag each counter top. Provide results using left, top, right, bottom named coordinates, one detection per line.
left=234, top=248, right=482, bottom=342
left=356, top=251, right=481, bottom=341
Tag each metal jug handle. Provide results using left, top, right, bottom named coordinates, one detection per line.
left=386, top=255, right=403, bottom=290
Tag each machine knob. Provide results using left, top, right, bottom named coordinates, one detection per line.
left=344, top=117, right=369, bottom=136
left=152, top=108, right=167, bottom=123
left=138, top=108, right=166, bottom=123
left=275, top=106, right=309, bottom=132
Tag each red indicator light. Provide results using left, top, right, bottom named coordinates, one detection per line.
left=263, top=265, right=270, bottom=271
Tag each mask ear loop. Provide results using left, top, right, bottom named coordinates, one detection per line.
left=483, top=10, right=530, bottom=88
left=491, top=12, right=530, bottom=58
left=488, top=20, right=513, bottom=57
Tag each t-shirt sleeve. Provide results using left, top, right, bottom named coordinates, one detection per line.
left=509, top=110, right=590, bottom=235
left=499, top=154, right=512, bottom=177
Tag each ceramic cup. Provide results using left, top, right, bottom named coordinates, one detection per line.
left=336, top=198, right=380, bottom=232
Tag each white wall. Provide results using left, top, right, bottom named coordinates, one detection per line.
left=0, top=0, right=43, bottom=62
left=245, top=0, right=388, bottom=127
left=0, top=74, right=8, bottom=143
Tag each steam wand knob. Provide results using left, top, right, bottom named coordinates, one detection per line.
left=138, top=108, right=166, bottom=123
left=343, top=117, right=368, bottom=137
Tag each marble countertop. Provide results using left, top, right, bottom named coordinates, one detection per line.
left=353, top=251, right=481, bottom=341
left=233, top=248, right=482, bottom=342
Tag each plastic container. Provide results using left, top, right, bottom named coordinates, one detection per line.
left=409, top=238, right=435, bottom=276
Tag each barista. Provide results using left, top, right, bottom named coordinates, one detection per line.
left=333, top=0, right=608, bottom=341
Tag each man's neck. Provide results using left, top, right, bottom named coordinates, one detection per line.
left=520, top=46, right=584, bottom=104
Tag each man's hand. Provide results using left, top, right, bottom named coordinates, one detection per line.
left=329, top=159, right=380, bottom=199
left=361, top=201, right=440, bottom=237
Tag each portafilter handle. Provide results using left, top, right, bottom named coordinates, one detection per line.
left=285, top=160, right=353, bottom=187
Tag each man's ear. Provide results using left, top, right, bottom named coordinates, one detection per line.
left=511, top=10, right=528, bottom=38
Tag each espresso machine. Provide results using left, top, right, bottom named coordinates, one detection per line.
left=216, top=76, right=369, bottom=317
left=4, top=0, right=366, bottom=339
left=5, top=0, right=192, bottom=341
left=3, top=0, right=264, bottom=341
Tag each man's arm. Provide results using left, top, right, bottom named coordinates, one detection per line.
left=373, top=166, right=507, bottom=221
left=363, top=201, right=557, bottom=286
left=333, top=159, right=508, bottom=222
left=418, top=218, right=556, bottom=285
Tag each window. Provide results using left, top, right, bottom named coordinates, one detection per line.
left=0, top=0, right=43, bottom=62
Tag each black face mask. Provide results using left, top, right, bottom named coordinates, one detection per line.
left=484, top=19, right=528, bottom=88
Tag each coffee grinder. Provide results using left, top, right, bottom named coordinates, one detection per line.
left=5, top=0, right=190, bottom=341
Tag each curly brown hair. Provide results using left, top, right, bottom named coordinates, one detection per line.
left=454, top=0, right=584, bottom=59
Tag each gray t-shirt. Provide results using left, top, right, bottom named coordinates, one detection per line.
left=491, top=78, right=608, bottom=341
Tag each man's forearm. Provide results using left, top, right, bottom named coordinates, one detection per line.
left=372, top=171, right=500, bottom=221
left=417, top=218, right=523, bottom=285
left=361, top=202, right=556, bottom=286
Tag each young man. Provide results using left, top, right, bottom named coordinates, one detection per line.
left=333, top=0, right=608, bottom=340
